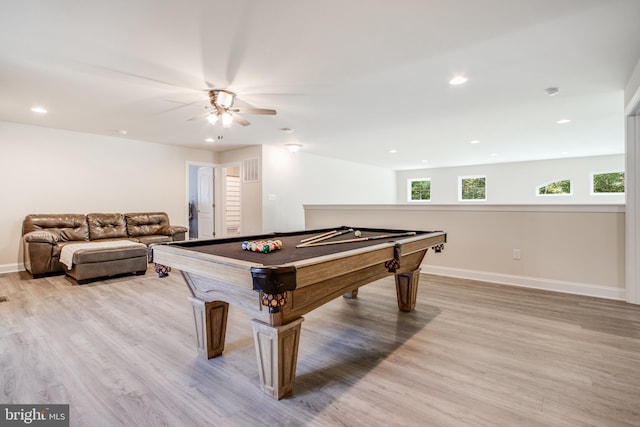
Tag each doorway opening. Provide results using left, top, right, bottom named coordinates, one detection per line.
left=187, top=164, right=215, bottom=239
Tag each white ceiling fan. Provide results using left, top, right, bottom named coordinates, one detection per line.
left=204, top=89, right=277, bottom=127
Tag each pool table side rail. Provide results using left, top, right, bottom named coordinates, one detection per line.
left=292, top=232, right=446, bottom=287
left=152, top=244, right=259, bottom=290
left=397, top=232, right=447, bottom=257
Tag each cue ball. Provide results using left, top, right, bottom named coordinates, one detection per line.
left=355, top=230, right=361, bottom=237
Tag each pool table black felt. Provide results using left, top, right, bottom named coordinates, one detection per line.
left=165, top=227, right=439, bottom=266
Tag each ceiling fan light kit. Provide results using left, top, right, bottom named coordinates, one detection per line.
left=206, top=113, right=218, bottom=125
left=221, top=111, right=234, bottom=128
left=202, top=89, right=277, bottom=128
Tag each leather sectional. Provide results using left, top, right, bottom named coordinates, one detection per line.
left=22, top=212, right=187, bottom=283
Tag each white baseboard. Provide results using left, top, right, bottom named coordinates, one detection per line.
left=422, top=265, right=626, bottom=301
left=0, top=263, right=24, bottom=274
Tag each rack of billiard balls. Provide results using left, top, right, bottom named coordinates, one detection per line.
left=242, top=239, right=283, bottom=253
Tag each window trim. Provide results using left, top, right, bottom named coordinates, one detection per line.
left=458, top=175, right=487, bottom=202
left=407, top=177, right=432, bottom=202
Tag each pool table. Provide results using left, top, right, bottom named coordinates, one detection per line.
left=151, top=226, right=446, bottom=399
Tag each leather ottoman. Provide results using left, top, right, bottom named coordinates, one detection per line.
left=64, top=242, right=148, bottom=284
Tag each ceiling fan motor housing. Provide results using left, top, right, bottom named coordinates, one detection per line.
left=210, top=90, right=235, bottom=108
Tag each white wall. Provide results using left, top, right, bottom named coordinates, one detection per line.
left=218, top=145, right=263, bottom=235
left=305, top=204, right=626, bottom=300
left=0, top=121, right=216, bottom=272
left=396, top=155, right=625, bottom=204
left=261, top=145, right=396, bottom=231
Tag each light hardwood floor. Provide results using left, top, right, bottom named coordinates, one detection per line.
left=1, top=270, right=639, bottom=427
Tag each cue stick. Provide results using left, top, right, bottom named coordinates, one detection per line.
left=299, top=231, right=417, bottom=247
left=296, top=228, right=354, bottom=248
left=299, top=230, right=337, bottom=243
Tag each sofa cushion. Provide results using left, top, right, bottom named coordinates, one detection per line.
left=125, top=212, right=170, bottom=237
left=71, top=243, right=148, bottom=264
left=88, top=213, right=128, bottom=240
left=22, top=214, right=89, bottom=242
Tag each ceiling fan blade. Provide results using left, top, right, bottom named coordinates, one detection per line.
left=162, top=99, right=205, bottom=113
left=184, top=105, right=212, bottom=121
left=166, top=99, right=201, bottom=105
left=73, top=61, right=206, bottom=93
left=226, top=30, right=248, bottom=87
left=200, top=2, right=251, bottom=87
left=232, top=107, right=277, bottom=115
left=233, top=114, right=251, bottom=126
left=186, top=106, right=212, bottom=121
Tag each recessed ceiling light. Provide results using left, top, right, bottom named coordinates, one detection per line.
left=469, top=140, right=480, bottom=144
left=286, top=144, right=302, bottom=153
left=30, top=107, right=48, bottom=114
left=490, top=153, right=498, bottom=157
left=389, top=150, right=397, bottom=154
left=421, top=159, right=429, bottom=163
left=449, top=76, right=468, bottom=85
left=205, top=138, right=214, bottom=142
left=556, top=119, right=571, bottom=124
left=281, top=128, right=294, bottom=134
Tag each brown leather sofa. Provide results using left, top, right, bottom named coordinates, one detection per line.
left=22, top=212, right=187, bottom=282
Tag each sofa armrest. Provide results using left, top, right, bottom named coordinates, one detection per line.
left=160, top=225, right=188, bottom=236
left=23, top=232, right=61, bottom=275
left=160, top=225, right=188, bottom=241
left=23, top=230, right=60, bottom=244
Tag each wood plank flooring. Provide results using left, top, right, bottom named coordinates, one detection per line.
left=1, top=270, right=639, bottom=426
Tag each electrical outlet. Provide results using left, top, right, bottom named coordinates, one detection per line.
left=513, top=249, right=521, bottom=260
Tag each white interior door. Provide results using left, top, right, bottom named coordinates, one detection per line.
left=197, top=166, right=215, bottom=239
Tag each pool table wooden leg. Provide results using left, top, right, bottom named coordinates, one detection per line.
left=189, top=297, right=229, bottom=359
left=395, top=268, right=421, bottom=312
left=250, top=317, right=304, bottom=400
left=343, top=288, right=359, bottom=299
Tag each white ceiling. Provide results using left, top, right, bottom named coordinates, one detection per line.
left=1, top=0, right=640, bottom=170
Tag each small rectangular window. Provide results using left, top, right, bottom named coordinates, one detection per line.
left=592, top=171, right=624, bottom=194
left=537, top=179, right=572, bottom=196
left=408, top=178, right=431, bottom=201
left=459, top=176, right=486, bottom=201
